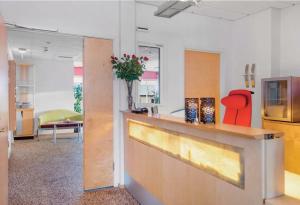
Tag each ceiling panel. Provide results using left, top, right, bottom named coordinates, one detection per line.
left=187, top=5, right=245, bottom=21
left=137, top=0, right=164, bottom=7
left=137, top=0, right=298, bottom=21
left=200, top=2, right=290, bottom=14
left=267, top=2, right=295, bottom=9
left=7, top=29, right=82, bottom=61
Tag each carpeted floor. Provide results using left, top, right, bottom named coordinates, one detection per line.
left=9, top=134, right=139, bottom=205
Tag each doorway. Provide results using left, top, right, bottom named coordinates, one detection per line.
left=6, top=27, right=114, bottom=204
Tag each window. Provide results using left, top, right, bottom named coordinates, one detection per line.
left=74, top=66, right=83, bottom=85
left=138, top=45, right=161, bottom=104
left=73, top=66, right=83, bottom=113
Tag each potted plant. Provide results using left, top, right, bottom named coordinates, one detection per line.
left=73, top=84, right=83, bottom=113
left=111, top=54, right=149, bottom=110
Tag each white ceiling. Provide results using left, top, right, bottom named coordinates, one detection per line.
left=7, top=28, right=83, bottom=63
left=137, top=1, right=300, bottom=21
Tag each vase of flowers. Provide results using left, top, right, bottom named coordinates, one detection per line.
left=111, top=53, right=149, bottom=110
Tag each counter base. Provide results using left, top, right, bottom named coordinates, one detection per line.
left=125, top=172, right=162, bottom=205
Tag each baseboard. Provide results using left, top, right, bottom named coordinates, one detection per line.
left=84, top=186, right=114, bottom=192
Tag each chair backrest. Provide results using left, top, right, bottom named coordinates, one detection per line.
left=221, top=90, right=252, bottom=127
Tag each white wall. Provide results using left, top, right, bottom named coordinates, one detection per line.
left=226, top=6, right=300, bottom=128
left=118, top=0, right=137, bottom=186
left=136, top=4, right=286, bottom=128
left=136, top=3, right=232, bottom=115
left=280, top=4, right=300, bottom=76
left=33, top=58, right=74, bottom=114
left=225, top=9, right=274, bottom=128
left=271, top=9, right=281, bottom=77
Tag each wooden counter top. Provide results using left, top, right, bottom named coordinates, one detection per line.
left=123, top=111, right=283, bottom=140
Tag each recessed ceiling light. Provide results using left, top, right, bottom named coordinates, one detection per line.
left=17, top=48, right=29, bottom=59
left=154, top=1, right=194, bottom=18
left=18, top=48, right=28, bottom=54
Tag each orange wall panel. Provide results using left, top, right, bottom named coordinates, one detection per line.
left=185, top=50, right=220, bottom=123
left=83, top=38, right=113, bottom=190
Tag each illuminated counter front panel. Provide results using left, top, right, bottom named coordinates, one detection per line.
left=124, top=112, right=284, bottom=205
left=128, top=120, right=245, bottom=188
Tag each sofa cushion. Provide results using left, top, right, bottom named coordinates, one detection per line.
left=38, top=109, right=83, bottom=126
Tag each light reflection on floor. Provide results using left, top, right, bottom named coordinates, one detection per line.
left=285, top=171, right=300, bottom=200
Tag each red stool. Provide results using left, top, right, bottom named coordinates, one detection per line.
left=221, top=90, right=252, bottom=127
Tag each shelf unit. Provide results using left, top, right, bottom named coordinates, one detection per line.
left=15, top=64, right=35, bottom=138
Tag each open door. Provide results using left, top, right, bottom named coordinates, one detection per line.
left=83, top=38, right=113, bottom=190
left=0, top=16, right=9, bottom=205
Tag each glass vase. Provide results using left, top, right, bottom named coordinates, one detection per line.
left=126, top=80, right=133, bottom=111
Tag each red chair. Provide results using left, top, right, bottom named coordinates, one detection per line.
left=221, top=90, right=252, bottom=127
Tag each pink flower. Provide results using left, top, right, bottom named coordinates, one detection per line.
left=144, top=56, right=149, bottom=61
left=123, top=53, right=127, bottom=57
left=132, top=54, right=136, bottom=59
left=114, top=57, right=118, bottom=60
left=111, top=56, right=114, bottom=59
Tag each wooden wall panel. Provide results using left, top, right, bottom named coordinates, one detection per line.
left=263, top=119, right=300, bottom=175
left=83, top=38, right=113, bottom=190
left=8, top=60, right=16, bottom=132
left=185, top=50, right=220, bottom=123
left=0, top=16, right=9, bottom=205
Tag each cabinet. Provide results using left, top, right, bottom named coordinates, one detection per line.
left=15, top=64, right=35, bottom=138
left=16, top=108, right=34, bottom=137
left=262, top=77, right=300, bottom=122
left=263, top=119, right=300, bottom=175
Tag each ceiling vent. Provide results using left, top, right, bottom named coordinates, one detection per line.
left=58, top=56, right=73, bottom=59
left=154, top=1, right=194, bottom=18
left=136, top=26, right=150, bottom=32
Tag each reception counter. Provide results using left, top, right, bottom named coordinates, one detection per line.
left=123, top=112, right=284, bottom=205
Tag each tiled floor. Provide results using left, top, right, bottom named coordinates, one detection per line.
left=9, top=134, right=139, bottom=205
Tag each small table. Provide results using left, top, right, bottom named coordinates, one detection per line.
left=39, top=121, right=83, bottom=143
